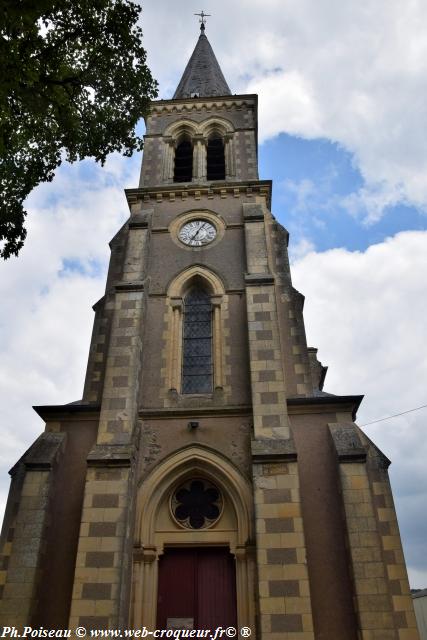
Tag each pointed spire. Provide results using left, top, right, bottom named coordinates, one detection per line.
left=173, top=19, right=231, bottom=99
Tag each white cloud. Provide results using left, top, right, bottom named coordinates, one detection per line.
left=141, top=0, right=427, bottom=219
left=0, top=154, right=138, bottom=513
left=340, top=182, right=410, bottom=225
left=288, top=236, right=316, bottom=262
left=292, top=230, right=427, bottom=587
left=282, top=179, right=316, bottom=214
left=248, top=70, right=323, bottom=140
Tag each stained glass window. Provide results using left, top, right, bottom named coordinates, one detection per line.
left=182, top=287, right=213, bottom=394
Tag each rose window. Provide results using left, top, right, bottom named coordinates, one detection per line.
left=171, top=479, right=223, bottom=529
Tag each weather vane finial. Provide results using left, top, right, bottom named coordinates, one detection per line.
left=194, top=10, right=211, bottom=32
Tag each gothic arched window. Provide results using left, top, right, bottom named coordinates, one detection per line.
left=174, top=139, right=193, bottom=182
left=206, top=137, right=225, bottom=181
left=182, top=287, right=213, bottom=394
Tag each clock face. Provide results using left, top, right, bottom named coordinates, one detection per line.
left=178, top=220, right=217, bottom=246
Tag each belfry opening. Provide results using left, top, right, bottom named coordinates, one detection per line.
left=207, top=137, right=225, bottom=180
left=174, top=138, right=193, bottom=182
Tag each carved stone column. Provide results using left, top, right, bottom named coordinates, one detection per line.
left=225, top=133, right=236, bottom=179
left=132, top=546, right=159, bottom=629
left=212, top=294, right=224, bottom=389
left=169, top=298, right=183, bottom=392
left=162, top=137, right=175, bottom=183
left=193, top=135, right=207, bottom=181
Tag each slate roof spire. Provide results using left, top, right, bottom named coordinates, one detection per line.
left=173, top=20, right=231, bottom=99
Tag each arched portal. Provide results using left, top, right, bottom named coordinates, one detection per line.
left=132, top=446, right=255, bottom=632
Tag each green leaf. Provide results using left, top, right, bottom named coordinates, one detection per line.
left=0, top=0, right=158, bottom=259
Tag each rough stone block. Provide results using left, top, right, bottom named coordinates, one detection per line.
left=92, top=494, right=119, bottom=508
left=265, top=518, right=295, bottom=533
left=252, top=294, right=269, bottom=303
left=266, top=548, right=297, bottom=564
left=78, top=617, right=109, bottom=630
left=269, top=580, right=299, bottom=597
left=270, top=613, right=303, bottom=632
left=263, top=489, right=292, bottom=504
left=85, top=552, right=115, bottom=568
left=107, top=398, right=126, bottom=410
left=88, top=523, right=117, bottom=538
left=261, top=415, right=281, bottom=428
left=82, top=583, right=112, bottom=600
left=260, top=392, right=278, bottom=405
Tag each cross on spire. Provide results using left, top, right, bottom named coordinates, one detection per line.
left=194, top=10, right=211, bottom=32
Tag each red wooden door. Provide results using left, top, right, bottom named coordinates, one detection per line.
left=157, top=547, right=237, bottom=630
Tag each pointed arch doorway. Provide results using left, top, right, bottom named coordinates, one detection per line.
left=132, top=447, right=255, bottom=632
left=157, top=546, right=237, bottom=630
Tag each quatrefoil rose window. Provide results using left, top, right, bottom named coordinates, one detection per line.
left=171, top=479, right=223, bottom=529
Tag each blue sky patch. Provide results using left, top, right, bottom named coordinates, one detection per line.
left=59, top=258, right=103, bottom=279
left=260, top=134, right=427, bottom=253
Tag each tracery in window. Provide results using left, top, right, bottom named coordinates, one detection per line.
left=171, top=478, right=222, bottom=529
left=182, top=286, right=213, bottom=394
left=207, top=137, right=225, bottom=181
left=174, top=139, right=193, bottom=182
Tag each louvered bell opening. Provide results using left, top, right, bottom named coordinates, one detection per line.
left=207, top=137, right=225, bottom=181
left=174, top=140, right=193, bottom=182
left=182, top=288, right=213, bottom=394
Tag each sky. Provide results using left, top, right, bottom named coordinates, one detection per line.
left=1, top=0, right=427, bottom=589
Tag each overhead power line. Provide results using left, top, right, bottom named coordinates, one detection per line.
left=360, top=403, right=427, bottom=427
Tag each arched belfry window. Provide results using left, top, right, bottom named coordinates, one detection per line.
left=174, top=139, right=193, bottom=182
left=182, top=286, right=213, bottom=394
left=207, top=137, right=225, bottom=181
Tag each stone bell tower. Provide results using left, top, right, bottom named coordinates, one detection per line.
left=0, top=19, right=420, bottom=640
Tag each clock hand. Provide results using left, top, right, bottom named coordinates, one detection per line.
left=192, top=222, right=208, bottom=243
left=189, top=224, right=202, bottom=242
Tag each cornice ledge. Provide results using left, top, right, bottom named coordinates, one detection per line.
left=125, top=191, right=139, bottom=205
left=139, top=405, right=251, bottom=418
left=328, top=423, right=367, bottom=463
left=21, top=432, right=66, bottom=472
left=251, top=437, right=298, bottom=463
left=125, top=180, right=272, bottom=204
left=115, top=281, right=145, bottom=293
left=245, top=273, right=275, bottom=286
left=87, top=443, right=136, bottom=467
left=287, top=394, right=364, bottom=421
left=129, top=215, right=150, bottom=229
left=149, top=93, right=258, bottom=113
left=243, top=203, right=264, bottom=222
left=33, top=403, right=100, bottom=421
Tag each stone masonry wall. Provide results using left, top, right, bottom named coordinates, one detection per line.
left=0, top=434, right=65, bottom=627
left=243, top=198, right=314, bottom=638
left=69, top=212, right=151, bottom=628
left=330, top=423, right=420, bottom=640
left=253, top=460, right=314, bottom=639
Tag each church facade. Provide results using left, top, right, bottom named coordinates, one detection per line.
left=0, top=25, right=420, bottom=640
